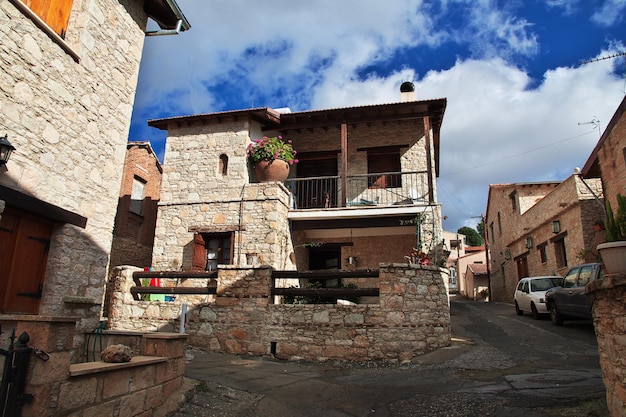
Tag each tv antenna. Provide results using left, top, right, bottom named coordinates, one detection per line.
left=578, top=116, right=601, bottom=138
left=578, top=51, right=626, bottom=67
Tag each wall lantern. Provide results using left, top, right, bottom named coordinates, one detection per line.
left=552, top=220, right=561, bottom=234
left=345, top=256, right=358, bottom=267
left=504, top=249, right=511, bottom=260
left=525, top=236, right=534, bottom=249
left=0, top=135, right=15, bottom=166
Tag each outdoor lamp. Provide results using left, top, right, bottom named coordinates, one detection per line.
left=0, top=135, right=16, bottom=166
left=552, top=220, right=561, bottom=234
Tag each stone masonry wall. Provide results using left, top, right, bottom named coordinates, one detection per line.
left=597, top=98, right=626, bottom=211
left=108, top=264, right=451, bottom=363
left=153, top=182, right=295, bottom=271
left=587, top=273, right=626, bottom=417
left=1, top=0, right=149, bottom=353
left=0, top=317, right=187, bottom=417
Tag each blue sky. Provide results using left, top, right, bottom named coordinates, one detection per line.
left=129, top=0, right=626, bottom=232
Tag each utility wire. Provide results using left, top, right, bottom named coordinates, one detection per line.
left=440, top=129, right=596, bottom=178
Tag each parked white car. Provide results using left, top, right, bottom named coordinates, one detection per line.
left=514, top=276, right=564, bottom=319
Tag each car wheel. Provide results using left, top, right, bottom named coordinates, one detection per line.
left=531, top=303, right=540, bottom=320
left=550, top=304, right=563, bottom=325
left=515, top=301, right=523, bottom=316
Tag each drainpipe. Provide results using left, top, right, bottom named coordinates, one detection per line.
left=146, top=19, right=184, bottom=36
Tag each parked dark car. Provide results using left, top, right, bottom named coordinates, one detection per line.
left=544, top=263, right=604, bottom=325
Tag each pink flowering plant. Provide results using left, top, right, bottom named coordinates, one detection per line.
left=246, top=136, right=298, bottom=166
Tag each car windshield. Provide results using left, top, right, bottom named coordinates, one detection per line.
left=531, top=277, right=563, bottom=292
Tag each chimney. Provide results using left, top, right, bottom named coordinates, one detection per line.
left=400, top=81, right=416, bottom=102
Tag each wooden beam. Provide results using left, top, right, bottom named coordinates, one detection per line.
left=423, top=116, right=434, bottom=203
left=271, top=288, right=379, bottom=297
left=0, top=185, right=87, bottom=228
left=341, top=123, right=348, bottom=207
left=130, top=286, right=217, bottom=295
left=272, top=269, right=379, bottom=279
left=133, top=271, right=218, bottom=279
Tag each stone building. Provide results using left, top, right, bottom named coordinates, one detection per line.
left=147, top=84, right=447, bottom=277
left=581, top=95, right=626, bottom=417
left=582, top=95, right=626, bottom=214
left=485, top=176, right=604, bottom=302
left=110, top=142, right=163, bottom=270
left=456, top=249, right=488, bottom=298
left=0, top=0, right=189, bottom=353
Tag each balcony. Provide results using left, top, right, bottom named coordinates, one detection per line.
left=286, top=171, right=429, bottom=210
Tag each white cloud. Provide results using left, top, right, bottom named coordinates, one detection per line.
left=132, top=1, right=625, bottom=231
left=415, top=55, right=624, bottom=226
left=591, top=0, right=626, bottom=26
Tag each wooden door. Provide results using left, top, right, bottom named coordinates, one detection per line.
left=192, top=233, right=206, bottom=271
left=0, top=208, right=53, bottom=314
left=516, top=257, right=529, bottom=281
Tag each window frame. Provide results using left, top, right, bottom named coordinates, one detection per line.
left=130, top=176, right=146, bottom=216
left=553, top=237, right=567, bottom=269
left=366, top=147, right=402, bottom=189
left=10, top=0, right=80, bottom=62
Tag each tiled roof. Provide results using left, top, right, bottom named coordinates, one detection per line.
left=467, top=263, right=488, bottom=275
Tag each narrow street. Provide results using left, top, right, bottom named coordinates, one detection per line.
left=169, top=296, right=608, bottom=417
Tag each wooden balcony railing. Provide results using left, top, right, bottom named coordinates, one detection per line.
left=286, top=171, right=428, bottom=210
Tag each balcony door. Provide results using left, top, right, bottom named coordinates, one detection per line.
left=295, top=153, right=338, bottom=208
left=367, top=147, right=401, bottom=188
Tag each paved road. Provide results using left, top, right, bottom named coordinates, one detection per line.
left=168, top=296, right=608, bottom=416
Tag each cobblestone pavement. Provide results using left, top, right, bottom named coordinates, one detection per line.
left=167, top=296, right=608, bottom=417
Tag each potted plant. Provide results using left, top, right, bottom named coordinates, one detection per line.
left=597, top=194, right=626, bottom=274
left=246, top=136, right=298, bottom=182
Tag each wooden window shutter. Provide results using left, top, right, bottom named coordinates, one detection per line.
left=23, top=0, right=74, bottom=38
left=192, top=233, right=206, bottom=272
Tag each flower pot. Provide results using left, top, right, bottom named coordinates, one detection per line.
left=254, top=159, right=290, bottom=182
left=597, top=241, right=626, bottom=274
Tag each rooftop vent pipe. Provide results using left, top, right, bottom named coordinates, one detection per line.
left=400, top=82, right=416, bottom=102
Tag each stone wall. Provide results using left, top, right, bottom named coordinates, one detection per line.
left=596, top=97, right=626, bottom=212
left=153, top=182, right=296, bottom=272
left=108, top=264, right=451, bottom=363
left=0, top=317, right=187, bottom=417
left=587, top=273, right=626, bottom=417
left=1, top=0, right=149, bottom=352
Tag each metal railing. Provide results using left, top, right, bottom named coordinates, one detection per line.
left=1, top=328, right=33, bottom=417
left=287, top=171, right=428, bottom=209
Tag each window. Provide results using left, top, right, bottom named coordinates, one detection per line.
left=563, top=267, right=578, bottom=288
left=19, top=0, right=74, bottom=38
left=509, top=191, right=517, bottom=211
left=130, top=177, right=146, bottom=215
left=521, top=280, right=529, bottom=293
left=367, top=147, right=401, bottom=189
left=539, top=243, right=547, bottom=263
left=554, top=237, right=567, bottom=269
left=219, top=154, right=229, bottom=176
left=497, top=212, right=502, bottom=235
left=578, top=265, right=593, bottom=286
left=192, top=232, right=233, bottom=271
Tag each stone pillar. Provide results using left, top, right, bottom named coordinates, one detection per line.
left=587, top=273, right=626, bottom=417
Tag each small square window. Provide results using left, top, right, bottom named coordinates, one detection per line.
left=130, top=177, right=146, bottom=215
